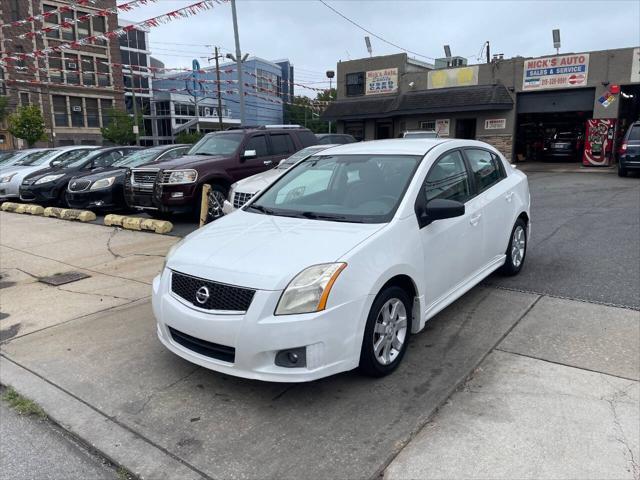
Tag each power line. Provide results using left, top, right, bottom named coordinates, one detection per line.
left=317, top=0, right=435, bottom=61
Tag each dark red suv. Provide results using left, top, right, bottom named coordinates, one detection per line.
left=124, top=126, right=318, bottom=216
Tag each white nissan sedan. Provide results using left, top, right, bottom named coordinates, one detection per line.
left=153, top=139, right=530, bottom=382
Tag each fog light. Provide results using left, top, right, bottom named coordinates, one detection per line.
left=171, top=192, right=184, bottom=198
left=275, top=347, right=307, bottom=368
left=94, top=200, right=104, bottom=206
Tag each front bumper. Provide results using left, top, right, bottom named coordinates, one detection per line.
left=619, top=154, right=640, bottom=170
left=19, top=184, right=58, bottom=203
left=0, top=181, right=20, bottom=200
left=152, top=270, right=368, bottom=382
left=125, top=183, right=198, bottom=214
left=66, top=188, right=120, bottom=210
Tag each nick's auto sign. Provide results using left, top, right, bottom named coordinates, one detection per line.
left=522, top=54, right=589, bottom=91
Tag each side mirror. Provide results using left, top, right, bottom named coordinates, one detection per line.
left=50, top=159, right=61, bottom=167
left=416, top=198, right=465, bottom=228
left=242, top=149, right=257, bottom=160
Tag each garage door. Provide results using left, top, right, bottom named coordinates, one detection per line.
left=517, top=88, right=595, bottom=114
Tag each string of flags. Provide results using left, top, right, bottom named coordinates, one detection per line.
left=0, top=0, right=222, bottom=64
left=5, top=0, right=160, bottom=42
left=0, top=0, right=96, bottom=29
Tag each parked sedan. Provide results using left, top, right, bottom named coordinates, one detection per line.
left=20, top=146, right=140, bottom=206
left=543, top=132, right=582, bottom=161
left=66, top=144, right=190, bottom=210
left=0, top=146, right=97, bottom=202
left=154, top=139, right=530, bottom=382
left=222, top=144, right=338, bottom=214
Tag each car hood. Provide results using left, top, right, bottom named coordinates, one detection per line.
left=71, top=166, right=126, bottom=182
left=234, top=168, right=285, bottom=194
left=167, top=210, right=385, bottom=291
left=149, top=154, right=228, bottom=170
left=4, top=165, right=49, bottom=182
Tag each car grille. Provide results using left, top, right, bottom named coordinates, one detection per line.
left=233, top=191, right=254, bottom=209
left=168, top=327, right=235, bottom=363
left=68, top=179, right=91, bottom=192
left=171, top=271, right=256, bottom=312
left=132, top=169, right=158, bottom=192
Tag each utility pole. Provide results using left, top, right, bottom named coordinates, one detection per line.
left=214, top=46, right=224, bottom=130
left=230, top=0, right=245, bottom=126
left=130, top=75, right=140, bottom=146
left=486, top=41, right=491, bottom=64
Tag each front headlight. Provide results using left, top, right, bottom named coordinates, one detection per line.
left=275, top=263, right=347, bottom=315
left=0, top=173, right=16, bottom=183
left=90, top=176, right=116, bottom=190
left=166, top=170, right=197, bottom=184
left=35, top=174, right=65, bottom=185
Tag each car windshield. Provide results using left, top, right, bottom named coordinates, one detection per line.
left=15, top=150, right=56, bottom=166
left=404, top=131, right=437, bottom=138
left=279, top=145, right=331, bottom=168
left=57, top=149, right=96, bottom=168
left=188, top=133, right=242, bottom=156
left=628, top=126, right=640, bottom=141
left=248, top=154, right=421, bottom=223
left=554, top=132, right=575, bottom=140
left=0, top=151, right=17, bottom=165
left=113, top=148, right=161, bottom=167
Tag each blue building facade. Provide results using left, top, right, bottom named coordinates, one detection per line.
left=152, top=57, right=292, bottom=131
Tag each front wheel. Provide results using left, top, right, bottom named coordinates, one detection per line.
left=201, top=184, right=227, bottom=224
left=500, top=218, right=527, bottom=276
left=359, top=286, right=412, bottom=377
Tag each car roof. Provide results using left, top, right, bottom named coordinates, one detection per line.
left=317, top=138, right=453, bottom=156
left=55, top=145, right=100, bottom=151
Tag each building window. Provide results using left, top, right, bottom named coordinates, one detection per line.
left=65, top=54, right=80, bottom=85
left=155, top=102, right=170, bottom=116
left=136, top=30, right=146, bottom=51
left=70, top=97, right=84, bottom=127
left=419, top=121, right=436, bottom=131
left=100, top=99, right=113, bottom=127
left=19, top=92, right=29, bottom=106
left=52, top=95, right=68, bottom=127
left=85, top=98, right=99, bottom=127
left=346, top=72, right=365, bottom=96
left=9, top=0, right=21, bottom=21
left=60, top=9, right=75, bottom=41
left=97, top=60, right=110, bottom=87
left=257, top=68, right=278, bottom=94
left=48, top=56, right=62, bottom=83
left=82, top=56, right=95, bottom=86
left=77, top=11, right=90, bottom=39
left=43, top=4, right=59, bottom=39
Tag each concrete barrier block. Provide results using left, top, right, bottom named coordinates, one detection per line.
left=122, top=217, right=143, bottom=231
left=140, top=218, right=173, bottom=234
left=44, top=207, right=96, bottom=222
left=24, top=204, right=45, bottom=215
left=104, top=214, right=126, bottom=227
left=14, top=204, right=27, bottom=214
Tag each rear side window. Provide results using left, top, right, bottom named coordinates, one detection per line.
left=245, top=134, right=269, bottom=156
left=270, top=133, right=295, bottom=155
left=628, top=126, right=640, bottom=141
left=161, top=148, right=186, bottom=160
left=94, top=151, right=122, bottom=167
left=465, top=149, right=504, bottom=193
left=296, top=130, right=319, bottom=147
left=425, top=150, right=471, bottom=203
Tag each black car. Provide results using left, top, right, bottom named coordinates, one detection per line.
left=66, top=144, right=191, bottom=210
left=20, top=146, right=141, bottom=206
left=316, top=133, right=357, bottom=144
left=618, top=121, right=640, bottom=177
left=543, top=132, right=582, bottom=161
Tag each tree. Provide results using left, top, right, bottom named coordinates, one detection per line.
left=175, top=130, right=204, bottom=144
left=100, top=108, right=142, bottom=145
left=284, top=89, right=337, bottom=134
left=8, top=104, right=47, bottom=147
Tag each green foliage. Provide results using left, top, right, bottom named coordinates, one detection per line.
left=175, top=130, right=204, bottom=144
left=285, top=90, right=337, bottom=134
left=7, top=105, right=47, bottom=147
left=100, top=108, right=142, bottom=145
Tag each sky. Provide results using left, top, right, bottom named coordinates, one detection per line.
left=122, top=0, right=640, bottom=94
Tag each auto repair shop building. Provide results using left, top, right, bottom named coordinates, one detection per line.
left=323, top=47, right=640, bottom=163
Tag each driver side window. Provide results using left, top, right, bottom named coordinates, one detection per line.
left=245, top=135, right=269, bottom=157
left=424, top=150, right=471, bottom=203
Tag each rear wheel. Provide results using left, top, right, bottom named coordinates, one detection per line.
left=359, top=286, right=412, bottom=377
left=500, top=218, right=527, bottom=276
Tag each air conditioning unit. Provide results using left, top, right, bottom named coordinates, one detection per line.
left=67, top=62, right=77, bottom=70
left=72, top=105, right=82, bottom=112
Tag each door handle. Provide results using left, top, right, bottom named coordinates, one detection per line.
left=469, top=213, right=482, bottom=226
left=505, top=192, right=514, bottom=202
left=263, top=160, right=273, bottom=166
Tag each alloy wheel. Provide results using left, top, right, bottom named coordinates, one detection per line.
left=207, top=189, right=226, bottom=221
left=373, top=298, right=408, bottom=365
left=511, top=225, right=526, bottom=267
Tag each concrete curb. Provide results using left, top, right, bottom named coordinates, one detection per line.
left=1, top=202, right=45, bottom=215
left=0, top=355, right=206, bottom=480
left=44, top=207, right=97, bottom=222
left=104, top=214, right=173, bottom=234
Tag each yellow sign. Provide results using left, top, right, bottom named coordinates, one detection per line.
left=428, top=66, right=479, bottom=89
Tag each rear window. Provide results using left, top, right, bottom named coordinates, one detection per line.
left=297, top=130, right=319, bottom=147
left=628, top=126, right=640, bottom=141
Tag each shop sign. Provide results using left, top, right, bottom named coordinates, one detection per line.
left=428, top=66, right=478, bottom=89
left=365, top=68, right=398, bottom=95
left=484, top=118, right=506, bottom=130
left=522, top=53, right=589, bottom=91
left=436, top=119, right=450, bottom=136
left=631, top=47, right=640, bottom=83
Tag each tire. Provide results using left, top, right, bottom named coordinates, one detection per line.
left=359, top=286, right=412, bottom=377
left=618, top=165, right=628, bottom=177
left=203, top=184, right=228, bottom=224
left=500, top=218, right=527, bottom=276
left=58, top=188, right=69, bottom=208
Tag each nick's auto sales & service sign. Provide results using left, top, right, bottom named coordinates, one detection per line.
left=522, top=54, right=589, bottom=91
left=365, top=68, right=398, bottom=95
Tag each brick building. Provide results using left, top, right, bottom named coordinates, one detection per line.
left=0, top=0, right=124, bottom=148
left=323, top=47, right=640, bottom=164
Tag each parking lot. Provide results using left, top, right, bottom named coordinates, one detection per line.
left=1, top=169, right=639, bottom=479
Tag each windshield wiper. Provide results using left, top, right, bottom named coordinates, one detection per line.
left=246, top=204, right=275, bottom=215
left=299, top=211, right=359, bottom=222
